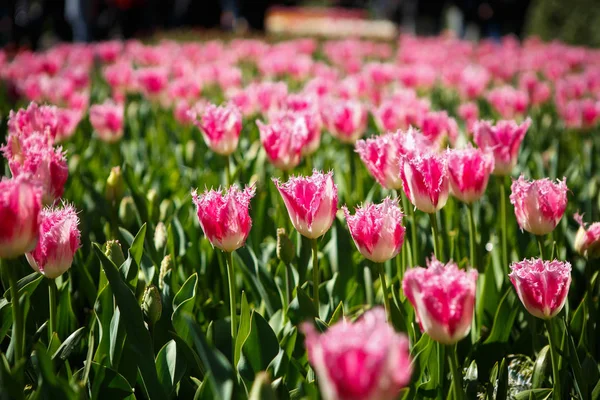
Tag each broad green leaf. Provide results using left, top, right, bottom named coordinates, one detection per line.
left=31, top=344, right=79, bottom=400
left=248, top=372, right=276, bottom=400
left=156, top=340, right=187, bottom=397
left=240, top=311, right=280, bottom=380
left=532, top=345, right=550, bottom=388
left=235, top=291, right=251, bottom=368
left=287, top=286, right=317, bottom=325
left=484, top=289, right=518, bottom=344
left=87, top=361, right=134, bottom=399
left=172, top=273, right=198, bottom=345
left=513, top=389, right=552, bottom=400
left=52, top=327, right=85, bottom=362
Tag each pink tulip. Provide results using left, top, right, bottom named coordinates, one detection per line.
left=322, top=99, right=368, bottom=144
left=509, top=258, right=571, bottom=319
left=302, top=308, right=412, bottom=400
left=26, top=204, right=80, bottom=278
left=574, top=214, right=600, bottom=259
left=89, top=100, right=124, bottom=143
left=403, top=256, right=478, bottom=344
left=253, top=82, right=288, bottom=114
left=486, top=86, right=529, bottom=119
left=447, top=146, right=494, bottom=204
left=400, top=150, right=449, bottom=214
left=0, top=177, right=42, bottom=259
left=8, top=102, right=59, bottom=141
left=473, top=118, right=531, bottom=176
left=55, top=108, right=83, bottom=142
left=417, top=111, right=459, bottom=147
left=343, top=198, right=405, bottom=263
left=136, top=67, right=169, bottom=99
left=194, top=103, right=242, bottom=156
left=258, top=111, right=309, bottom=171
left=95, top=40, right=123, bottom=63
left=510, top=176, right=568, bottom=236
left=273, top=171, right=338, bottom=239
left=191, top=185, right=256, bottom=252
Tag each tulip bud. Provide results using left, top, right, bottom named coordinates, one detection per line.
left=159, top=254, right=172, bottom=290
left=154, top=222, right=167, bottom=251
left=184, top=140, right=196, bottom=164
left=142, top=285, right=162, bottom=326
left=105, top=240, right=125, bottom=267
left=249, top=372, right=276, bottom=400
left=105, top=166, right=125, bottom=204
left=119, top=196, right=136, bottom=227
left=159, top=199, right=173, bottom=221
left=147, top=189, right=159, bottom=220
left=276, top=228, right=295, bottom=265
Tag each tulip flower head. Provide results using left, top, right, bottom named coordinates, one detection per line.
left=258, top=111, right=308, bottom=171
left=26, top=204, right=80, bottom=278
left=273, top=170, right=338, bottom=239
left=399, top=150, right=449, bottom=213
left=303, top=308, right=412, bottom=400
left=403, top=256, right=478, bottom=344
left=89, top=101, right=124, bottom=143
left=195, top=103, right=242, bottom=156
left=574, top=214, right=600, bottom=259
left=343, top=198, right=405, bottom=263
left=510, top=176, right=568, bottom=236
left=322, top=99, right=368, bottom=144
left=191, top=185, right=255, bottom=252
left=473, top=118, right=531, bottom=176
left=0, top=177, right=42, bottom=259
left=447, top=146, right=495, bottom=203
left=509, top=258, right=571, bottom=319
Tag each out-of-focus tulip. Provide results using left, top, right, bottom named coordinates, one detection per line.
left=400, top=150, right=449, bottom=213
left=457, top=102, right=479, bottom=133
left=343, top=198, right=405, bottom=263
left=447, top=146, right=494, bottom=204
left=258, top=111, right=308, bottom=171
left=26, top=204, right=80, bottom=278
left=486, top=86, right=529, bottom=119
left=0, top=177, right=42, bottom=259
left=509, top=258, right=571, bottom=319
left=273, top=170, right=338, bottom=239
left=302, top=308, right=412, bottom=400
left=89, top=100, right=124, bottom=143
left=510, top=176, right=568, bottom=236
left=473, top=118, right=531, bottom=176
left=574, top=214, right=600, bottom=259
left=403, top=256, right=478, bottom=344
left=322, top=99, right=368, bottom=144
left=418, top=111, right=459, bottom=147
left=194, top=103, right=242, bottom=156
left=191, top=185, right=255, bottom=252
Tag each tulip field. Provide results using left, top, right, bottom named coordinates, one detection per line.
left=1, top=35, right=600, bottom=399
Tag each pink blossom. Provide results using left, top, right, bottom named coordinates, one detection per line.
left=373, top=91, right=429, bottom=132
left=253, top=82, right=288, bottom=114
left=473, top=118, right=531, bottom=176
left=55, top=108, right=83, bottom=142
left=273, top=171, right=338, bottom=239
left=8, top=102, right=59, bottom=141
left=457, top=102, right=479, bottom=133
left=103, top=61, right=135, bottom=95
left=486, top=86, right=529, bottom=119
left=400, top=150, right=449, bottom=214
left=322, top=99, right=368, bottom=144
left=510, top=175, right=568, bottom=236
left=574, top=214, right=600, bottom=259
left=194, top=103, right=242, bottom=156
left=457, top=65, right=490, bottom=99
left=302, top=308, right=412, bottom=400
left=343, top=198, right=405, bottom=263
left=191, top=185, right=256, bottom=252
left=89, top=101, right=124, bottom=143
left=417, top=111, right=459, bottom=147
left=136, top=67, right=169, bottom=99
left=0, top=177, right=42, bottom=259
left=509, top=258, right=571, bottom=319
left=447, top=146, right=494, bottom=203
left=26, top=204, right=80, bottom=278
left=403, top=256, right=478, bottom=344
left=95, top=40, right=123, bottom=63
left=258, top=111, right=308, bottom=171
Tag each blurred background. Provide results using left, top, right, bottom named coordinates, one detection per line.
left=0, top=0, right=599, bottom=50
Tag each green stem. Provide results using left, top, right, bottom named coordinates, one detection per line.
left=285, top=262, right=293, bottom=312
left=447, top=344, right=465, bottom=400
left=467, top=203, right=477, bottom=271
left=48, top=279, right=57, bottom=342
left=500, top=179, right=508, bottom=273
left=429, top=212, right=441, bottom=260
left=436, top=342, right=445, bottom=395
left=225, top=154, right=232, bottom=186
left=4, top=260, right=23, bottom=362
left=545, top=319, right=562, bottom=399
left=537, top=235, right=545, bottom=260
left=225, top=251, right=237, bottom=352
left=377, top=263, right=391, bottom=322
left=364, top=266, right=374, bottom=307
left=311, top=238, right=320, bottom=315
left=401, top=192, right=417, bottom=267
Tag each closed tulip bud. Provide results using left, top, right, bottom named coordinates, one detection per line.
left=276, top=228, right=295, bottom=265
left=343, top=198, right=405, bottom=263
left=510, top=176, right=568, bottom=236
left=447, top=146, right=495, bottom=204
left=159, top=199, right=173, bottom=221
left=303, top=308, right=412, bottom=400
left=119, top=196, right=136, bottom=227
left=154, top=222, right=167, bottom=251
left=0, top=177, right=42, bottom=259
left=185, top=140, right=196, bottom=164
left=105, top=239, right=125, bottom=268
left=159, top=254, right=172, bottom=290
left=400, top=151, right=450, bottom=213
left=142, top=285, right=162, bottom=326
left=26, top=204, right=81, bottom=279
left=147, top=189, right=159, bottom=219
left=574, top=214, right=600, bottom=259
left=194, top=103, right=242, bottom=156
left=402, top=256, right=478, bottom=344
left=509, top=258, right=571, bottom=319
left=191, top=184, right=256, bottom=252
left=105, top=166, right=124, bottom=204
left=273, top=170, right=338, bottom=239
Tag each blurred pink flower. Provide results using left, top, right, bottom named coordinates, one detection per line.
left=89, top=100, right=124, bottom=143
left=486, top=86, right=529, bottom=119
left=322, top=99, right=368, bottom=144
left=574, top=214, right=600, bottom=259
left=194, top=103, right=242, bottom=156
left=258, top=111, right=308, bottom=171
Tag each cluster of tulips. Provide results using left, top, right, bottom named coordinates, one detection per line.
left=1, top=33, right=600, bottom=399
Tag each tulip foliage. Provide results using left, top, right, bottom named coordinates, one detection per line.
left=1, top=34, right=600, bottom=400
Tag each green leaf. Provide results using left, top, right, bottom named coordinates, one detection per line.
left=93, top=243, right=167, bottom=400
left=513, top=389, right=553, bottom=400
left=235, top=291, right=251, bottom=368
left=0, top=299, right=12, bottom=342
left=31, top=344, right=79, bottom=400
left=248, top=372, right=277, bottom=400
left=87, top=361, right=135, bottom=399
left=240, top=311, right=280, bottom=380
left=52, top=327, right=86, bottom=362
left=484, top=289, right=518, bottom=344
left=156, top=340, right=187, bottom=397
left=129, top=223, right=147, bottom=266
left=287, top=286, right=317, bottom=325
left=496, top=358, right=509, bottom=400
left=328, top=301, right=344, bottom=326
left=172, top=273, right=198, bottom=345
left=532, top=345, right=551, bottom=389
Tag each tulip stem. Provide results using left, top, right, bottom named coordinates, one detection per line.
left=4, top=260, right=24, bottom=362
left=537, top=235, right=545, bottom=260
left=285, top=262, right=293, bottom=309
left=48, top=278, right=57, bottom=342
left=401, top=193, right=417, bottom=267
left=225, top=154, right=232, bottom=186
left=377, top=263, right=391, bottom=322
left=467, top=204, right=477, bottom=271
left=447, top=344, right=465, bottom=400
left=429, top=212, right=441, bottom=260
left=500, top=179, right=508, bottom=273
left=225, top=251, right=237, bottom=352
left=364, top=266, right=374, bottom=307
left=545, top=318, right=562, bottom=398
left=311, top=238, right=319, bottom=315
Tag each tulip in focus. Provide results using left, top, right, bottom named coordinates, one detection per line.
left=402, top=256, right=478, bottom=344
left=303, top=308, right=412, bottom=400
left=399, top=150, right=449, bottom=213
left=191, top=185, right=255, bottom=252
left=447, top=146, right=494, bottom=203
left=194, top=103, right=242, bottom=156
left=510, top=176, right=568, bottom=236
left=273, top=170, right=338, bottom=239
left=0, top=177, right=42, bottom=259
left=26, top=204, right=80, bottom=279
left=574, top=214, right=600, bottom=259
left=473, top=118, right=531, bottom=176
left=258, top=111, right=308, bottom=171
left=509, top=258, right=571, bottom=319
left=343, top=198, right=405, bottom=263
left=89, top=100, right=124, bottom=143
